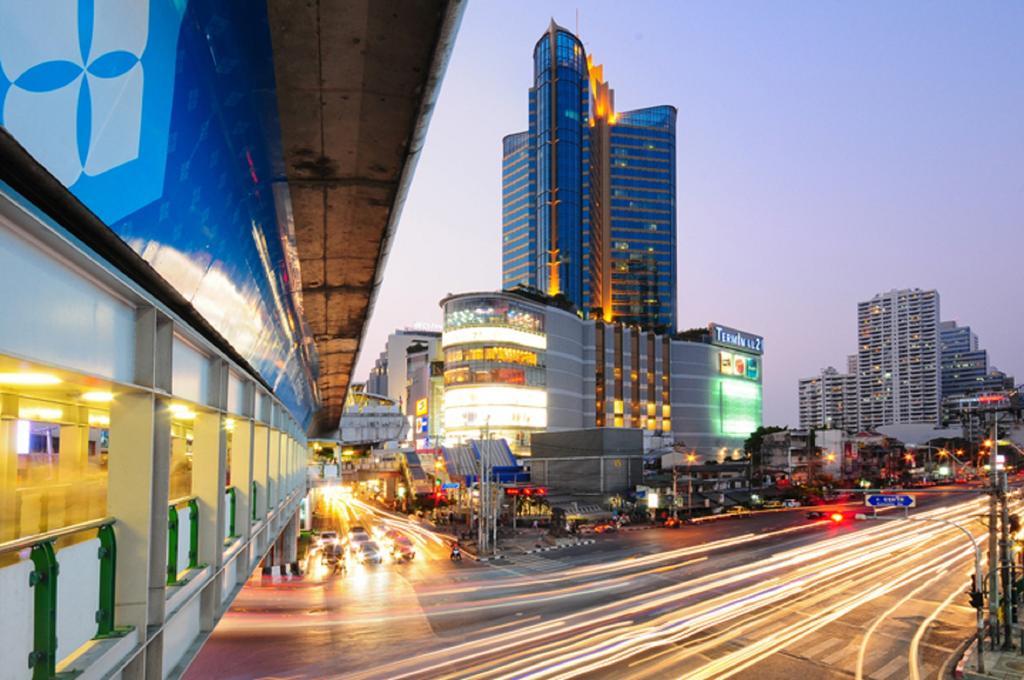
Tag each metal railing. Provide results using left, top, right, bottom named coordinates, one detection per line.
left=167, top=496, right=198, bottom=585
left=225, top=486, right=238, bottom=542
left=0, top=517, right=125, bottom=679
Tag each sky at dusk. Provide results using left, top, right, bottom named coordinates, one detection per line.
left=355, top=1, right=1024, bottom=426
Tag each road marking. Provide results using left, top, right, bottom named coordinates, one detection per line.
left=908, top=578, right=968, bottom=680
left=801, top=636, right=845, bottom=659
left=821, top=640, right=857, bottom=666
left=871, top=655, right=908, bottom=680
left=855, top=569, right=948, bottom=680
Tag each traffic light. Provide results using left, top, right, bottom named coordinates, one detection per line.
left=969, top=589, right=984, bottom=609
left=1010, top=514, right=1021, bottom=535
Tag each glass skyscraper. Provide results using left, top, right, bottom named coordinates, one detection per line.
left=502, top=21, right=677, bottom=332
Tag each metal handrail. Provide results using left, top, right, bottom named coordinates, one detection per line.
left=168, top=494, right=196, bottom=508
left=0, top=516, right=115, bottom=555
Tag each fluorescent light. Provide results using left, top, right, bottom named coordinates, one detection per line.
left=88, top=413, right=110, bottom=427
left=0, top=372, right=61, bottom=386
left=19, top=406, right=63, bottom=421
left=169, top=403, right=197, bottom=420
left=82, top=391, right=114, bottom=403
left=16, top=420, right=29, bottom=454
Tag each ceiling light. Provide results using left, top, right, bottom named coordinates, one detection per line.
left=0, top=372, right=61, bottom=386
left=82, top=391, right=114, bottom=403
left=19, top=406, right=63, bottom=421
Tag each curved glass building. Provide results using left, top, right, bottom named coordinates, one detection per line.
left=503, top=22, right=677, bottom=333
left=441, top=291, right=763, bottom=457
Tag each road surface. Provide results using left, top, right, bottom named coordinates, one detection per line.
left=186, top=486, right=992, bottom=679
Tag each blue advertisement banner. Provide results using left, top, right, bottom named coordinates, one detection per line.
left=0, top=1, right=317, bottom=426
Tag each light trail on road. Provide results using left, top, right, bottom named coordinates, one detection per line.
left=345, top=497, right=991, bottom=679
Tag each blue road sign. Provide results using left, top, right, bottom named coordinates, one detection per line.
left=441, top=482, right=460, bottom=490
left=865, top=494, right=916, bottom=508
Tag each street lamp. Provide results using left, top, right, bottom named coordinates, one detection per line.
left=686, top=452, right=697, bottom=520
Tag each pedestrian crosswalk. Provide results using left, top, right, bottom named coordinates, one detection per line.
left=503, top=553, right=568, bottom=574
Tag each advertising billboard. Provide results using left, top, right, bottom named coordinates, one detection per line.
left=0, top=1, right=318, bottom=425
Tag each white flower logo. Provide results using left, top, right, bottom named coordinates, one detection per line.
left=0, top=0, right=149, bottom=186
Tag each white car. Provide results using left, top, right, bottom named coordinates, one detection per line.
left=355, top=541, right=384, bottom=564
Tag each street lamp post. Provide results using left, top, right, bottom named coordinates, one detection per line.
left=687, top=452, right=697, bottom=520
left=856, top=513, right=985, bottom=674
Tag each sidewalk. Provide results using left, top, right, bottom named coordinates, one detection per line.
left=958, top=639, right=1024, bottom=679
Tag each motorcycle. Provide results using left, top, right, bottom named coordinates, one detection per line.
left=450, top=544, right=462, bottom=561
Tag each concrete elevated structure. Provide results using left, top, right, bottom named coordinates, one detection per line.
left=0, top=1, right=463, bottom=678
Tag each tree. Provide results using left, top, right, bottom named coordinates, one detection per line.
left=673, top=327, right=710, bottom=342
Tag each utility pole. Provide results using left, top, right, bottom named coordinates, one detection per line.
left=477, top=438, right=485, bottom=553
left=995, top=413, right=1014, bottom=650
left=987, top=438, right=995, bottom=651
left=989, top=422, right=1000, bottom=649
left=672, top=465, right=679, bottom=521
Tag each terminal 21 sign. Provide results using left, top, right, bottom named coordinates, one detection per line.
left=709, top=324, right=764, bottom=355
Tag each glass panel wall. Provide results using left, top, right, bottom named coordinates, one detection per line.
left=0, top=359, right=111, bottom=543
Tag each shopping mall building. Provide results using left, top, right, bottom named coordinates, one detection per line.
left=440, top=290, right=764, bottom=457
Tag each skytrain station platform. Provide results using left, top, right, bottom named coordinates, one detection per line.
left=0, top=1, right=463, bottom=678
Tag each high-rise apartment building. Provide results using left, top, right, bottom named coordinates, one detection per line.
left=798, top=366, right=859, bottom=431
left=856, top=289, right=941, bottom=428
left=502, top=21, right=677, bottom=331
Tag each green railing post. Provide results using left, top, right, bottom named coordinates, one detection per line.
left=28, top=541, right=58, bottom=679
left=251, top=481, right=258, bottom=521
left=187, top=498, right=199, bottom=569
left=96, top=523, right=116, bottom=637
left=227, top=487, right=238, bottom=539
left=167, top=505, right=178, bottom=585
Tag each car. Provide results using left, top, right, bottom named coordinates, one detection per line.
left=726, top=506, right=749, bottom=514
left=593, top=521, right=617, bottom=534
left=391, top=536, right=416, bottom=562
left=318, top=531, right=339, bottom=547
left=355, top=540, right=384, bottom=564
left=782, top=499, right=801, bottom=508
left=348, top=526, right=371, bottom=543
left=321, top=542, right=344, bottom=565
left=661, top=517, right=682, bottom=528
left=763, top=500, right=783, bottom=509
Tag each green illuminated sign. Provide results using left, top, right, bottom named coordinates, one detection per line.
left=717, top=378, right=762, bottom=436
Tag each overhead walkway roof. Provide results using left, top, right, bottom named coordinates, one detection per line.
left=268, top=0, right=465, bottom=435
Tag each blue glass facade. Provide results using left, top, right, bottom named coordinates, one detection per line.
left=940, top=322, right=1012, bottom=398
left=502, top=132, right=534, bottom=288
left=501, top=24, right=677, bottom=332
left=0, top=1, right=317, bottom=425
left=609, top=106, right=677, bottom=330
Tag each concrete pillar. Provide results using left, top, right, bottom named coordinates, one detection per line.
left=268, top=428, right=281, bottom=511
left=192, top=410, right=225, bottom=631
left=58, top=407, right=91, bottom=527
left=108, top=391, right=169, bottom=641
left=0, top=395, right=19, bottom=542
left=253, top=425, right=269, bottom=522
left=232, top=418, right=253, bottom=539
